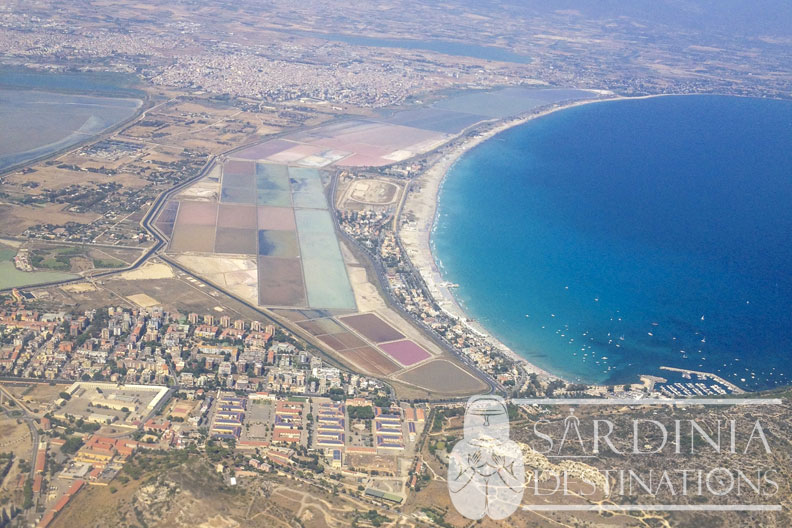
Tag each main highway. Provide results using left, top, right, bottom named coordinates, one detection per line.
left=3, top=131, right=500, bottom=401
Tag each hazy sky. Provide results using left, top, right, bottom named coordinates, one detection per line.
left=473, top=0, right=792, bottom=37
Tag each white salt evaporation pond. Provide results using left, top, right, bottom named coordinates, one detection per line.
left=165, top=160, right=357, bottom=311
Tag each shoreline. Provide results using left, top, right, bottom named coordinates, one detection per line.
left=398, top=93, right=659, bottom=381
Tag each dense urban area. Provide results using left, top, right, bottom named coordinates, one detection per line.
left=1, top=0, right=790, bottom=526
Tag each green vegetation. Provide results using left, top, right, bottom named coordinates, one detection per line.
left=23, top=478, right=34, bottom=509
left=123, top=449, right=197, bottom=480
left=30, top=255, right=68, bottom=271
left=353, top=509, right=390, bottom=527
left=0, top=247, right=77, bottom=289
left=347, top=405, right=374, bottom=420
left=428, top=437, right=455, bottom=456
left=373, top=396, right=392, bottom=408
left=328, top=387, right=345, bottom=401
left=61, top=436, right=84, bottom=454
left=205, top=439, right=233, bottom=463
left=30, top=246, right=82, bottom=271
left=431, top=406, right=464, bottom=432
left=75, top=308, right=109, bottom=347
left=294, top=453, right=324, bottom=474
left=45, top=413, right=101, bottom=435
left=421, top=508, right=452, bottom=528
left=73, top=417, right=101, bottom=433
left=92, top=258, right=125, bottom=269
left=0, top=453, right=13, bottom=482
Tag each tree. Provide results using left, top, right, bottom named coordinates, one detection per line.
left=348, top=406, right=374, bottom=420
left=373, top=396, right=391, bottom=408
left=328, top=387, right=346, bottom=401
left=61, top=436, right=83, bottom=454
left=22, top=479, right=33, bottom=509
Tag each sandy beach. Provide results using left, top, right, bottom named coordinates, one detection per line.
left=398, top=94, right=624, bottom=380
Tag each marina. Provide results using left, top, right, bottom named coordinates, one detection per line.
left=429, top=95, right=792, bottom=390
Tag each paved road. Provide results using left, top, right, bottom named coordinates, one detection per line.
left=0, top=384, right=40, bottom=483
left=0, top=155, right=216, bottom=294
left=329, top=174, right=500, bottom=396
left=4, top=146, right=496, bottom=402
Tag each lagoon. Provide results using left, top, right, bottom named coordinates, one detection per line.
left=0, top=89, right=142, bottom=172
left=0, top=247, right=77, bottom=290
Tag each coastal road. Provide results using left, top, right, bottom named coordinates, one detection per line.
left=145, top=165, right=490, bottom=403
left=329, top=174, right=501, bottom=396
left=4, top=113, right=498, bottom=401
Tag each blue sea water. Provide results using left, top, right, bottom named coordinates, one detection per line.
left=433, top=95, right=792, bottom=390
